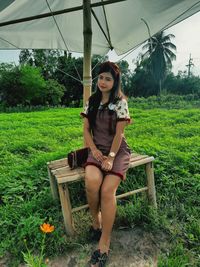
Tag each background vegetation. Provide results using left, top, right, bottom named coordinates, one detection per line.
left=0, top=31, right=200, bottom=110
left=0, top=30, right=199, bottom=266
left=0, top=98, right=199, bottom=266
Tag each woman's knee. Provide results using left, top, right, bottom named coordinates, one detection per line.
left=101, top=175, right=120, bottom=200
left=85, top=166, right=103, bottom=192
left=101, top=184, right=118, bottom=201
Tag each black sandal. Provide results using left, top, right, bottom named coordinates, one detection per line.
left=90, top=249, right=109, bottom=267
left=89, top=227, right=102, bottom=242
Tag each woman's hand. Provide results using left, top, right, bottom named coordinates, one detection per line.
left=101, top=157, right=113, bottom=171
left=91, top=148, right=105, bottom=162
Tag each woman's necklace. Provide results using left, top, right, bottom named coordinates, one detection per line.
left=101, top=99, right=109, bottom=105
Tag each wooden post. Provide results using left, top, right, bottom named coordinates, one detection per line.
left=145, top=162, right=157, bottom=208
left=83, top=0, right=92, bottom=106
left=47, top=165, right=59, bottom=200
left=58, top=184, right=75, bottom=235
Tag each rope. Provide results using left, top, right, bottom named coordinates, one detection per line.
left=45, top=0, right=82, bottom=83
left=0, top=37, right=20, bottom=49
left=56, top=68, right=84, bottom=83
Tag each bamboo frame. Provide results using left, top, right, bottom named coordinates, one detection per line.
left=146, top=162, right=157, bottom=208
left=83, top=0, right=92, bottom=105
left=71, top=187, right=148, bottom=213
left=47, top=164, right=59, bottom=200
left=47, top=153, right=157, bottom=235
left=58, top=184, right=75, bottom=235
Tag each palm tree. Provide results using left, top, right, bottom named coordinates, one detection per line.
left=143, top=31, right=176, bottom=95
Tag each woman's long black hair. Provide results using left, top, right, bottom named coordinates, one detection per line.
left=87, top=61, right=123, bottom=131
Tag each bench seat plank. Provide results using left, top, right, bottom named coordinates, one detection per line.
left=53, top=155, right=154, bottom=184
left=48, top=152, right=141, bottom=170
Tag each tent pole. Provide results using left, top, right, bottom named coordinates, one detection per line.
left=83, top=0, right=92, bottom=106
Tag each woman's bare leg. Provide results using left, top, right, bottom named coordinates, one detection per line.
left=99, top=174, right=121, bottom=253
left=85, top=165, right=103, bottom=229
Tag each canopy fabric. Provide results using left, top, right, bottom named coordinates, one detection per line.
left=0, top=0, right=200, bottom=55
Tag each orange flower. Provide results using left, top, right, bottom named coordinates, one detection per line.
left=40, top=223, right=55, bottom=233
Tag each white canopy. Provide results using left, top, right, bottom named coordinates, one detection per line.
left=0, top=0, right=200, bottom=55
left=1, top=0, right=200, bottom=103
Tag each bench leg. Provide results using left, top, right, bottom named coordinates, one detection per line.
left=58, top=184, right=75, bottom=235
left=48, top=166, right=59, bottom=200
left=145, top=162, right=157, bottom=208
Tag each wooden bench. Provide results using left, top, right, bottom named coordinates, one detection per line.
left=47, top=153, right=157, bottom=235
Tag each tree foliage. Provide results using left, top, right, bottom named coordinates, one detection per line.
left=1, top=45, right=200, bottom=108
left=54, top=55, right=83, bottom=107
left=0, top=64, right=65, bottom=106
left=164, top=71, right=200, bottom=95
left=20, top=65, right=46, bottom=105
left=19, top=49, right=62, bottom=79
left=19, top=49, right=33, bottom=66
left=143, top=31, right=176, bottom=94
left=128, top=55, right=157, bottom=97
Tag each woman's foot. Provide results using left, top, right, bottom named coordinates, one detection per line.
left=90, top=249, right=109, bottom=267
left=98, top=237, right=110, bottom=255
left=89, top=239, right=110, bottom=266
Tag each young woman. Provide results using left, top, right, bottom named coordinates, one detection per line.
left=81, top=61, right=131, bottom=266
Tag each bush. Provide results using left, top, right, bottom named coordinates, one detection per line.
left=44, top=79, right=65, bottom=106
left=128, top=94, right=200, bottom=109
left=0, top=65, right=65, bottom=107
left=20, top=65, right=46, bottom=105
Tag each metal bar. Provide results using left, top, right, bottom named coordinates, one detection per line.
left=102, top=0, right=113, bottom=50
left=91, top=9, right=113, bottom=49
left=0, top=0, right=126, bottom=28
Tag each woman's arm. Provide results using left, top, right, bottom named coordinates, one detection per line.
left=109, top=121, right=126, bottom=157
left=101, top=121, right=126, bottom=171
left=83, top=118, right=105, bottom=162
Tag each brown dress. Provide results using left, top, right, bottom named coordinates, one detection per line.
left=81, top=99, right=131, bottom=180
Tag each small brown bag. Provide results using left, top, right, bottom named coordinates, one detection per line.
left=67, top=147, right=89, bottom=169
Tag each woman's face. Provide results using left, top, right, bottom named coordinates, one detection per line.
left=97, top=72, right=114, bottom=93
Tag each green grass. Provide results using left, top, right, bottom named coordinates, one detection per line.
left=0, top=106, right=200, bottom=266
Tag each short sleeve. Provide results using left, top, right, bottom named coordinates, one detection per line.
left=115, top=99, right=131, bottom=124
left=80, top=101, right=89, bottom=118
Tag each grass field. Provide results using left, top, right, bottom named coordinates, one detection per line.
left=0, top=106, right=199, bottom=266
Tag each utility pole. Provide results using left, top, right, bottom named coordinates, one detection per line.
left=186, top=54, right=194, bottom=77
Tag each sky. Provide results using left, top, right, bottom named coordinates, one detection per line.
left=109, top=11, right=200, bottom=76
left=0, top=11, right=200, bottom=76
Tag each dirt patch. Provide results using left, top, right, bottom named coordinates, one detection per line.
left=2, top=227, right=168, bottom=267
left=41, top=227, right=167, bottom=267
